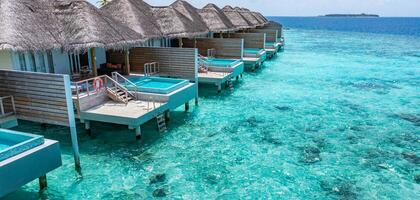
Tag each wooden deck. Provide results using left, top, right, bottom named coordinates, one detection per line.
left=198, top=61, right=244, bottom=92
left=243, top=51, right=267, bottom=71
left=82, top=100, right=164, bottom=119
left=199, top=71, right=230, bottom=79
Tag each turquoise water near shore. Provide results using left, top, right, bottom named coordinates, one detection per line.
left=5, top=28, right=420, bottom=199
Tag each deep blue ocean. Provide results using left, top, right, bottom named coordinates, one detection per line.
left=4, top=17, right=420, bottom=199
left=269, top=17, right=420, bottom=36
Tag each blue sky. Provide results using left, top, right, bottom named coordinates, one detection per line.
left=88, top=0, right=420, bottom=17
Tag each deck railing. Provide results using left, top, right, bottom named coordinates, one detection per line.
left=72, top=75, right=135, bottom=101
left=111, top=72, right=141, bottom=100
left=0, top=95, right=16, bottom=118
left=197, top=56, right=230, bottom=77
left=72, top=75, right=162, bottom=111
left=207, top=48, right=216, bottom=59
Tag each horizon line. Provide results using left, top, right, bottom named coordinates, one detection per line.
left=266, top=15, right=420, bottom=18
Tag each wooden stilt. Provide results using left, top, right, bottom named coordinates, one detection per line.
left=90, top=48, right=97, bottom=77
left=135, top=126, right=141, bottom=140
left=124, top=49, right=130, bottom=75
left=40, top=123, right=47, bottom=129
left=185, top=102, right=190, bottom=111
left=39, top=175, right=47, bottom=192
left=165, top=111, right=170, bottom=121
left=85, top=120, right=91, bottom=135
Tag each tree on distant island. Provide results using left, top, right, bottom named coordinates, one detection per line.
left=323, top=13, right=380, bottom=17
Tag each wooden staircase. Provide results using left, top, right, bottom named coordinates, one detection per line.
left=106, top=87, right=133, bottom=104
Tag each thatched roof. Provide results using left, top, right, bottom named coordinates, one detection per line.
left=198, top=3, right=237, bottom=32
left=222, top=5, right=252, bottom=29
left=0, top=0, right=62, bottom=51
left=251, top=12, right=268, bottom=25
left=234, top=7, right=260, bottom=27
left=258, top=12, right=269, bottom=23
left=101, top=0, right=163, bottom=39
left=268, top=21, right=283, bottom=28
left=150, top=0, right=209, bottom=38
left=52, top=0, right=146, bottom=52
left=0, top=0, right=146, bottom=52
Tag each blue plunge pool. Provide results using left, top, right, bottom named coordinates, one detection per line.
left=204, top=58, right=242, bottom=68
left=0, top=129, right=44, bottom=162
left=244, top=48, right=265, bottom=57
left=127, top=76, right=189, bottom=94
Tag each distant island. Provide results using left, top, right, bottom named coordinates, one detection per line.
left=322, top=13, right=380, bottom=17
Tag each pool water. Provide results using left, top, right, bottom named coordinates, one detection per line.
left=266, top=42, right=276, bottom=46
left=206, top=58, right=240, bottom=67
left=127, top=77, right=189, bottom=94
left=0, top=143, right=11, bottom=151
left=0, top=129, right=45, bottom=162
left=4, top=28, right=420, bottom=199
left=244, top=48, right=262, bottom=54
left=138, top=80, right=175, bottom=89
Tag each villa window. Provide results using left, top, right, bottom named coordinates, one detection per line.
left=47, top=51, right=55, bottom=73
left=36, top=53, right=46, bottom=72
left=18, top=53, right=27, bottom=71
left=16, top=52, right=49, bottom=73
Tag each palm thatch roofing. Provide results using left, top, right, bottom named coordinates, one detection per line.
left=150, top=0, right=209, bottom=38
left=234, top=7, right=260, bottom=27
left=0, top=0, right=62, bottom=51
left=52, top=0, right=146, bottom=52
left=0, top=0, right=146, bottom=52
left=251, top=12, right=268, bottom=25
left=101, top=0, right=163, bottom=39
left=222, top=5, right=253, bottom=29
left=268, top=21, right=283, bottom=28
left=198, top=3, right=237, bottom=32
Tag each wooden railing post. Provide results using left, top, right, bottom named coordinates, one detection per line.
left=63, top=75, right=82, bottom=173
left=0, top=98, right=4, bottom=116
left=11, top=96, right=16, bottom=114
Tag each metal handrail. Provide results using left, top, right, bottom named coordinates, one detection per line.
left=207, top=48, right=216, bottom=59
left=0, top=95, right=16, bottom=118
left=144, top=62, right=160, bottom=76
left=111, top=72, right=141, bottom=100
left=111, top=73, right=163, bottom=111
left=197, top=56, right=229, bottom=77
left=71, top=75, right=135, bottom=100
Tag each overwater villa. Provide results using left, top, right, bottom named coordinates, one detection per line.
left=0, top=0, right=283, bottom=197
left=258, top=21, right=285, bottom=50
left=220, top=6, right=268, bottom=70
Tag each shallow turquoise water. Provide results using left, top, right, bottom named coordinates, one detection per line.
left=5, top=29, right=420, bottom=199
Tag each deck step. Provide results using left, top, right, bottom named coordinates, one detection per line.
left=156, top=113, right=167, bottom=133
left=106, top=87, right=133, bottom=104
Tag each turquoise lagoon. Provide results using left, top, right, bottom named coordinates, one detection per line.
left=4, top=28, right=420, bottom=199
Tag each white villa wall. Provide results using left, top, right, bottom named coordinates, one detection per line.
left=93, top=47, right=106, bottom=69
left=0, top=51, right=13, bottom=70
left=52, top=50, right=71, bottom=74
